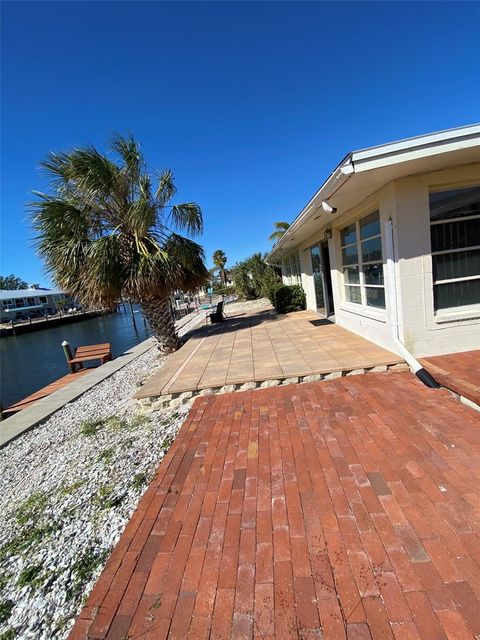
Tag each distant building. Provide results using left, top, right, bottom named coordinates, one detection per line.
left=0, top=286, right=72, bottom=322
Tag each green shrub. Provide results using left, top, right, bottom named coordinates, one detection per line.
left=211, top=282, right=229, bottom=297
left=231, top=253, right=281, bottom=301
left=274, top=284, right=306, bottom=314
left=261, top=267, right=282, bottom=305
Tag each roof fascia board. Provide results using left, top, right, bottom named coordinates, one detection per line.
left=353, top=124, right=480, bottom=160
left=266, top=124, right=480, bottom=264
left=353, top=127, right=480, bottom=166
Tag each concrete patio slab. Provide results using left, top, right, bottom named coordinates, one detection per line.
left=136, top=310, right=404, bottom=405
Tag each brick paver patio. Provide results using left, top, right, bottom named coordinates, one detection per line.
left=70, top=372, right=480, bottom=639
left=421, top=350, right=480, bottom=407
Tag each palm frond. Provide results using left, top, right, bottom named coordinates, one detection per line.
left=269, top=220, right=290, bottom=241
left=110, top=133, right=143, bottom=184
left=67, top=146, right=120, bottom=200
left=155, top=169, right=176, bottom=206
left=213, top=249, right=227, bottom=269
left=163, top=233, right=209, bottom=288
left=81, top=235, right=124, bottom=306
left=169, top=203, right=204, bottom=236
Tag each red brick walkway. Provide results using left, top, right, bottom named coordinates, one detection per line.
left=421, top=350, right=480, bottom=407
left=70, top=373, right=480, bottom=640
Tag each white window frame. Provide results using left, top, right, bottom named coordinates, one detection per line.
left=283, top=252, right=301, bottom=285
left=340, top=211, right=385, bottom=309
left=429, top=185, right=480, bottom=314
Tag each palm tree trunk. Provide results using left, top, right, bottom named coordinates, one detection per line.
left=141, top=297, right=180, bottom=353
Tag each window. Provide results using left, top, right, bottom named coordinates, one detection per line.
left=429, top=186, right=480, bottom=311
left=283, top=256, right=292, bottom=282
left=283, top=252, right=301, bottom=285
left=39, top=296, right=48, bottom=304
left=341, top=211, right=385, bottom=309
left=290, top=252, right=301, bottom=284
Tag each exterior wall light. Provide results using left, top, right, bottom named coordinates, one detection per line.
left=321, top=200, right=337, bottom=214
left=324, top=228, right=333, bottom=240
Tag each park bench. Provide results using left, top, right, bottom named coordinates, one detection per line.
left=66, top=342, right=112, bottom=373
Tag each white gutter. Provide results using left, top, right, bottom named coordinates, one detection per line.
left=384, top=218, right=440, bottom=387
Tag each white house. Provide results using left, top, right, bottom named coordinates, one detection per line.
left=267, top=124, right=480, bottom=357
left=0, top=286, right=71, bottom=323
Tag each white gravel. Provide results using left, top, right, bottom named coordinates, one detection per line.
left=0, top=298, right=273, bottom=639
left=0, top=346, right=190, bottom=639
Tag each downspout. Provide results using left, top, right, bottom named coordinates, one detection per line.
left=384, top=218, right=440, bottom=389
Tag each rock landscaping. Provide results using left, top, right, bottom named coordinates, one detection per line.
left=0, top=297, right=274, bottom=639
left=0, top=346, right=190, bottom=639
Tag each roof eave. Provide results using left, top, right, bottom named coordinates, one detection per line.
left=266, top=123, right=480, bottom=263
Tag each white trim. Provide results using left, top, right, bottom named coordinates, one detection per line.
left=354, top=123, right=480, bottom=160
left=432, top=244, right=480, bottom=256
left=340, top=211, right=385, bottom=309
left=434, top=303, right=480, bottom=324
left=339, top=302, right=387, bottom=323
left=267, top=124, right=480, bottom=264
left=430, top=214, right=480, bottom=226
left=434, top=275, right=480, bottom=285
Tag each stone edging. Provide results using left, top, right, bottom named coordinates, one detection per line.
left=137, top=362, right=411, bottom=412
left=0, top=337, right=157, bottom=448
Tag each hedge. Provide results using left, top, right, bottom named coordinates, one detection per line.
left=274, top=284, right=306, bottom=314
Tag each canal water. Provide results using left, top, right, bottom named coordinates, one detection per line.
left=0, top=305, right=151, bottom=408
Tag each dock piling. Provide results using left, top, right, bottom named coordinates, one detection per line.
left=62, top=340, right=74, bottom=364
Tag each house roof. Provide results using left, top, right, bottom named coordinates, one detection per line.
left=267, top=123, right=480, bottom=262
left=0, top=288, right=64, bottom=301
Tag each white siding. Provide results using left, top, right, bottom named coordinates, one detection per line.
left=284, top=162, right=480, bottom=357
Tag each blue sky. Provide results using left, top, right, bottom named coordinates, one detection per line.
left=2, top=1, right=479, bottom=286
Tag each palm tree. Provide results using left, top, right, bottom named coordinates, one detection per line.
left=269, top=221, right=290, bottom=242
left=31, top=134, right=209, bottom=353
left=212, top=249, right=227, bottom=284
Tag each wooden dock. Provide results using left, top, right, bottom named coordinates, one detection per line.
left=2, top=370, right=91, bottom=417
left=2, top=342, right=113, bottom=417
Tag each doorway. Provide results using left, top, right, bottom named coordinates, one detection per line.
left=321, top=240, right=334, bottom=316
left=309, top=241, right=334, bottom=317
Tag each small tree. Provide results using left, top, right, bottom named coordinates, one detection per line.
left=212, top=249, right=227, bottom=284
left=0, top=274, right=28, bottom=290
left=231, top=252, right=281, bottom=302
left=269, top=221, right=290, bottom=242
